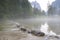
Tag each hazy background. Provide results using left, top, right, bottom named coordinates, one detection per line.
left=0, top=0, right=60, bottom=40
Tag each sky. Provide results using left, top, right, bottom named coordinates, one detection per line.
left=28, top=0, right=55, bottom=12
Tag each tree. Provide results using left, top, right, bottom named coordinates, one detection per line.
left=0, top=0, right=32, bottom=19
left=47, top=5, right=56, bottom=16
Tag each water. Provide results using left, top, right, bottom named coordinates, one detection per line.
left=0, top=17, right=60, bottom=40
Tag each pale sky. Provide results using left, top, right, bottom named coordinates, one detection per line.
left=28, top=0, right=55, bottom=12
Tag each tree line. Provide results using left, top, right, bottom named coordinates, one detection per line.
left=0, top=0, right=58, bottom=20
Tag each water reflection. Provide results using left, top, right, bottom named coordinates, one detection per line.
left=0, top=17, right=60, bottom=40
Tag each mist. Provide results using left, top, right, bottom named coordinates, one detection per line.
left=0, top=0, right=60, bottom=40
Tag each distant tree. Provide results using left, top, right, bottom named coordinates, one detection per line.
left=41, top=10, right=46, bottom=16
left=33, top=8, right=42, bottom=17
left=47, top=5, right=56, bottom=16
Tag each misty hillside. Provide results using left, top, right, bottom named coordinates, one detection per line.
left=52, top=0, right=60, bottom=8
